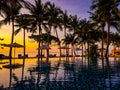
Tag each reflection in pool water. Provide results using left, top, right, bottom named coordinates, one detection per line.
left=0, top=57, right=120, bottom=90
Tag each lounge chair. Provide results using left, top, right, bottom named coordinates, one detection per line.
left=61, top=54, right=66, bottom=57
left=49, top=54, right=56, bottom=57
left=36, top=54, right=44, bottom=58
left=18, top=54, right=28, bottom=58
left=69, top=55, right=73, bottom=57
left=2, top=56, right=11, bottom=59
left=76, top=55, right=80, bottom=57
left=25, top=54, right=28, bottom=58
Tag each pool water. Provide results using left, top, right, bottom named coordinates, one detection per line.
left=0, top=57, right=120, bottom=90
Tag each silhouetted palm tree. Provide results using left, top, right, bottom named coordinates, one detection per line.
left=90, top=0, right=120, bottom=58
left=15, top=14, right=33, bottom=58
left=75, top=19, right=93, bottom=57
left=62, top=33, right=77, bottom=56
left=0, top=1, right=25, bottom=89
left=60, top=10, right=71, bottom=56
left=14, top=14, right=33, bottom=80
left=29, top=33, right=59, bottom=57
left=29, top=33, right=59, bottom=45
left=44, top=2, right=63, bottom=56
left=61, top=10, right=70, bottom=37
left=25, top=0, right=50, bottom=57
left=69, top=15, right=81, bottom=33
left=0, top=0, right=25, bottom=58
left=0, top=0, right=8, bottom=17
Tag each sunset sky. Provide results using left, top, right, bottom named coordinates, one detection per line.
left=0, top=0, right=115, bottom=56
left=32, top=0, right=92, bottom=19
left=0, top=0, right=92, bottom=56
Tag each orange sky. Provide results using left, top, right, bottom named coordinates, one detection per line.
left=0, top=18, right=114, bottom=57
left=0, top=17, right=62, bottom=56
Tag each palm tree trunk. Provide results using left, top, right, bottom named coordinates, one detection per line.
left=46, top=49, right=49, bottom=57
left=64, top=27, right=67, bottom=56
left=9, top=17, right=15, bottom=58
left=38, top=22, right=41, bottom=57
left=84, top=42, right=87, bottom=67
left=47, top=26, right=52, bottom=57
left=105, top=22, right=111, bottom=58
left=101, top=25, right=105, bottom=70
left=22, top=28, right=26, bottom=80
left=67, top=45, right=69, bottom=56
left=23, top=28, right=26, bottom=57
left=82, top=43, right=84, bottom=67
left=84, top=43, right=87, bottom=58
left=73, top=45, right=76, bottom=56
left=88, top=43, right=89, bottom=59
left=87, top=43, right=90, bottom=68
left=71, top=45, right=73, bottom=56
left=55, top=28, right=61, bottom=56
left=114, top=43, right=116, bottom=57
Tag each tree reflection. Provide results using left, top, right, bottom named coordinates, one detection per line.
left=1, top=57, right=120, bottom=89
left=52, top=57, right=61, bottom=81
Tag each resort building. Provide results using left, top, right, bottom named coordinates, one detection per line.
left=111, top=49, right=120, bottom=56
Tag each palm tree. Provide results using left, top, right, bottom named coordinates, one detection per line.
left=44, top=2, right=63, bottom=56
left=61, top=10, right=70, bottom=38
left=15, top=14, right=32, bottom=58
left=29, top=33, right=59, bottom=45
left=61, top=10, right=71, bottom=56
left=62, top=33, right=77, bottom=56
left=29, top=33, right=59, bottom=57
left=25, top=1, right=47, bottom=88
left=14, top=14, right=33, bottom=80
left=0, top=0, right=7, bottom=17
left=90, top=0, right=120, bottom=58
left=89, top=12, right=105, bottom=60
left=0, top=1, right=25, bottom=89
left=69, top=15, right=81, bottom=33
left=0, top=0, right=25, bottom=58
left=67, top=15, right=82, bottom=56
left=25, top=0, right=47, bottom=57
left=90, top=1, right=120, bottom=83
left=75, top=19, right=93, bottom=57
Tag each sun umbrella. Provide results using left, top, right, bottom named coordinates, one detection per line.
left=1, top=42, right=24, bottom=49
left=75, top=48, right=82, bottom=51
left=58, top=46, right=70, bottom=56
left=2, top=42, right=24, bottom=48
left=37, top=45, right=51, bottom=50
left=37, top=45, right=51, bottom=57
left=75, top=48, right=81, bottom=56
left=1, top=42, right=24, bottom=58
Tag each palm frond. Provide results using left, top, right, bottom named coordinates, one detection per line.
left=15, top=28, right=22, bottom=35
left=0, top=18, right=10, bottom=27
